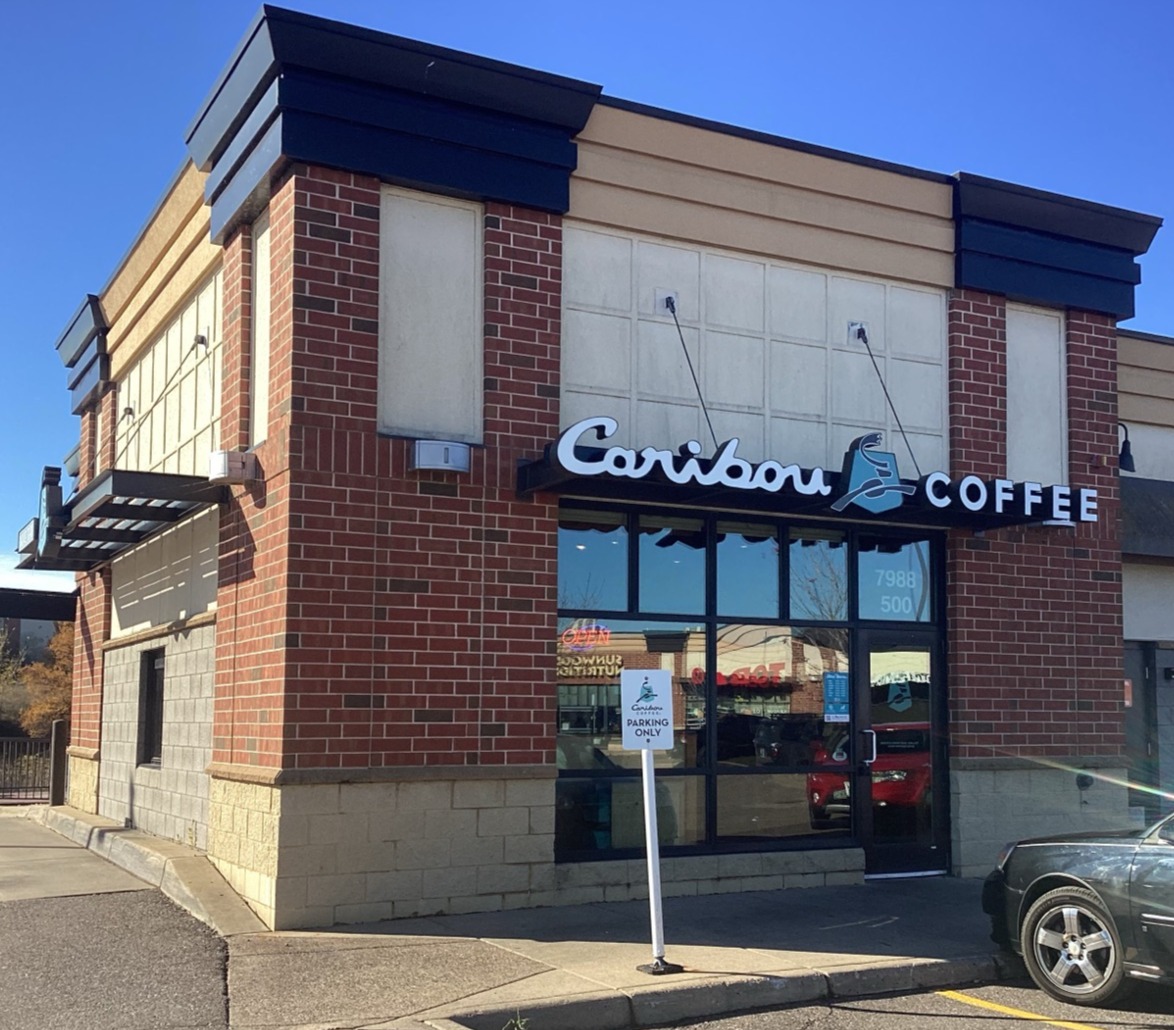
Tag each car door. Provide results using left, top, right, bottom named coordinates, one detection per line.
left=1129, top=817, right=1174, bottom=970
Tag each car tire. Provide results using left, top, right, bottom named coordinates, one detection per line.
left=1020, top=886, right=1135, bottom=1007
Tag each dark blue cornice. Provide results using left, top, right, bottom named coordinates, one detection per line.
left=955, top=173, right=1162, bottom=320
left=187, top=5, right=602, bottom=242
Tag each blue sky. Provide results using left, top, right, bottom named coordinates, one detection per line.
left=1, top=0, right=1171, bottom=581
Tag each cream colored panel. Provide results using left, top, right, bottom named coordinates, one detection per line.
left=888, top=287, right=945, bottom=362
left=635, top=399, right=703, bottom=453
left=637, top=321, right=701, bottom=402
left=831, top=351, right=886, bottom=425
left=1006, top=305, right=1066, bottom=485
left=768, top=267, right=828, bottom=343
left=563, top=224, right=946, bottom=474
left=564, top=310, right=631, bottom=393
left=379, top=188, right=482, bottom=443
left=636, top=242, right=700, bottom=320
left=563, top=227, right=632, bottom=311
left=704, top=331, right=764, bottom=409
left=113, top=273, right=222, bottom=476
left=574, top=179, right=953, bottom=288
left=1120, top=366, right=1174, bottom=402
left=704, top=254, right=764, bottom=333
left=888, top=359, right=944, bottom=434
left=709, top=411, right=765, bottom=456
left=769, top=417, right=828, bottom=470
left=769, top=341, right=826, bottom=417
left=250, top=210, right=272, bottom=448
left=1123, top=563, right=1174, bottom=640
left=1120, top=335, right=1174, bottom=375
left=1120, top=424, right=1174, bottom=483
left=561, top=391, right=631, bottom=441
left=905, top=432, right=948, bottom=477
left=111, top=509, right=219, bottom=637
left=578, top=107, right=949, bottom=211
left=830, top=277, right=887, bottom=351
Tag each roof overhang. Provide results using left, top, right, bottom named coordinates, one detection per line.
left=0, top=588, right=77, bottom=621
left=16, top=467, right=226, bottom=572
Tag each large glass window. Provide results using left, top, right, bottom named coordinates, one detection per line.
left=555, top=506, right=940, bottom=859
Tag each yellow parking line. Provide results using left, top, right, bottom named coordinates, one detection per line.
left=936, top=989, right=1105, bottom=1030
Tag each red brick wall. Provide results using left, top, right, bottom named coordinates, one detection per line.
left=947, top=291, right=1123, bottom=761
left=213, top=167, right=560, bottom=770
left=71, top=568, right=110, bottom=751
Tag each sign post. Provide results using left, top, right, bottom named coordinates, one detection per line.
left=621, top=669, right=684, bottom=976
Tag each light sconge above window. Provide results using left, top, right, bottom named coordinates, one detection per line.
left=1118, top=422, right=1136, bottom=473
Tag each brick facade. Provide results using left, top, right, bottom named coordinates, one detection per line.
left=212, top=170, right=562, bottom=774
left=947, top=291, right=1123, bottom=763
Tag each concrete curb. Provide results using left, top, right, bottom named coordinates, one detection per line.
left=28, top=804, right=267, bottom=937
left=432, top=954, right=1024, bottom=1030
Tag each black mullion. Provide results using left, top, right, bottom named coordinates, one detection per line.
left=704, top=516, right=718, bottom=847
left=627, top=510, right=640, bottom=613
left=779, top=518, right=790, bottom=622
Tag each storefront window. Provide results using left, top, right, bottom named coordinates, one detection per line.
left=554, top=508, right=940, bottom=860
left=717, top=521, right=778, bottom=618
left=639, top=515, right=705, bottom=615
left=789, top=528, right=847, bottom=621
left=558, top=509, right=628, bottom=611
left=858, top=535, right=933, bottom=622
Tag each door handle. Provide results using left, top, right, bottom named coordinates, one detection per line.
left=861, top=729, right=878, bottom=765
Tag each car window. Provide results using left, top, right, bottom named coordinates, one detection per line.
left=1159, top=817, right=1174, bottom=844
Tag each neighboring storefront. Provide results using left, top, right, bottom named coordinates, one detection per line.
left=14, top=6, right=1165, bottom=927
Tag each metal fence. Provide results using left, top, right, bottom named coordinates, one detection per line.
left=0, top=737, right=50, bottom=802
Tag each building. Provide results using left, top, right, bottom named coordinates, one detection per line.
left=16, top=6, right=1167, bottom=928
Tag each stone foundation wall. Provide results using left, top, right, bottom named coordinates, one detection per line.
left=208, top=777, right=280, bottom=927
left=951, top=763, right=1129, bottom=877
left=65, top=751, right=99, bottom=813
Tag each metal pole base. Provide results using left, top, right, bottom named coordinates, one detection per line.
left=638, top=957, right=684, bottom=976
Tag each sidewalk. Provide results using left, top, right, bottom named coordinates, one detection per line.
left=9, top=807, right=1020, bottom=1030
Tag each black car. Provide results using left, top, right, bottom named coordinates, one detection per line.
left=982, top=812, right=1174, bottom=1006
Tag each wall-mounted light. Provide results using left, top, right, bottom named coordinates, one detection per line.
left=1118, top=422, right=1136, bottom=473
left=121, top=406, right=135, bottom=421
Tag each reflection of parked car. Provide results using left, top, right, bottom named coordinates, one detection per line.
left=754, top=716, right=822, bottom=767
left=806, top=723, right=931, bottom=828
left=982, top=813, right=1174, bottom=1006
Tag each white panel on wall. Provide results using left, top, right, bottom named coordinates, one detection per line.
left=1121, top=424, right=1174, bottom=483
left=906, top=432, right=948, bottom=477
left=113, top=272, right=223, bottom=477
left=250, top=209, right=272, bottom=448
left=770, top=341, right=826, bottom=417
left=832, top=351, right=886, bottom=424
left=563, top=227, right=632, bottom=311
left=563, top=224, right=947, bottom=473
left=830, top=277, right=886, bottom=350
left=704, top=255, right=764, bottom=332
left=112, top=509, right=219, bottom=636
left=705, top=331, right=765, bottom=409
left=768, top=417, right=828, bottom=470
left=637, top=321, right=701, bottom=402
left=1007, top=305, right=1066, bottom=485
left=563, top=309, right=631, bottom=393
left=379, top=188, right=482, bottom=443
left=768, top=266, right=827, bottom=343
left=708, top=410, right=766, bottom=457
left=637, top=242, right=700, bottom=320
left=1124, top=563, right=1174, bottom=640
left=888, top=286, right=944, bottom=362
left=888, top=358, right=944, bottom=434
left=635, top=399, right=703, bottom=453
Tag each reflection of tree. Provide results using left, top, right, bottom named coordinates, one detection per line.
left=558, top=573, right=604, bottom=611
left=790, top=541, right=847, bottom=622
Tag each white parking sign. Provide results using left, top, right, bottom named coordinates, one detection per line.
left=621, top=670, right=673, bottom=750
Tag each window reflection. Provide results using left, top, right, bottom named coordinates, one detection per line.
left=709, top=625, right=848, bottom=771
left=717, top=521, right=779, bottom=618
left=858, top=535, right=932, bottom=622
left=556, top=775, right=704, bottom=853
left=556, top=618, right=705, bottom=771
left=558, top=509, right=628, bottom=611
left=789, top=529, right=847, bottom=621
left=716, top=773, right=849, bottom=841
left=639, top=516, right=705, bottom=615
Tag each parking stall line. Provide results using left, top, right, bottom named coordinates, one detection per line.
left=936, top=990, right=1107, bottom=1030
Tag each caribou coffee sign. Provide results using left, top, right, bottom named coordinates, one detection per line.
left=555, top=417, right=1098, bottom=524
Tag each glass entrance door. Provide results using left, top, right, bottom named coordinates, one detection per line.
left=855, top=630, right=947, bottom=875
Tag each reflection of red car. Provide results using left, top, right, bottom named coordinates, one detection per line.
left=807, top=723, right=931, bottom=828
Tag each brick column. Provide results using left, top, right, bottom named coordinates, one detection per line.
left=947, top=291, right=1126, bottom=873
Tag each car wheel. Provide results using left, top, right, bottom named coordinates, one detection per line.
left=1020, top=887, right=1134, bottom=1006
